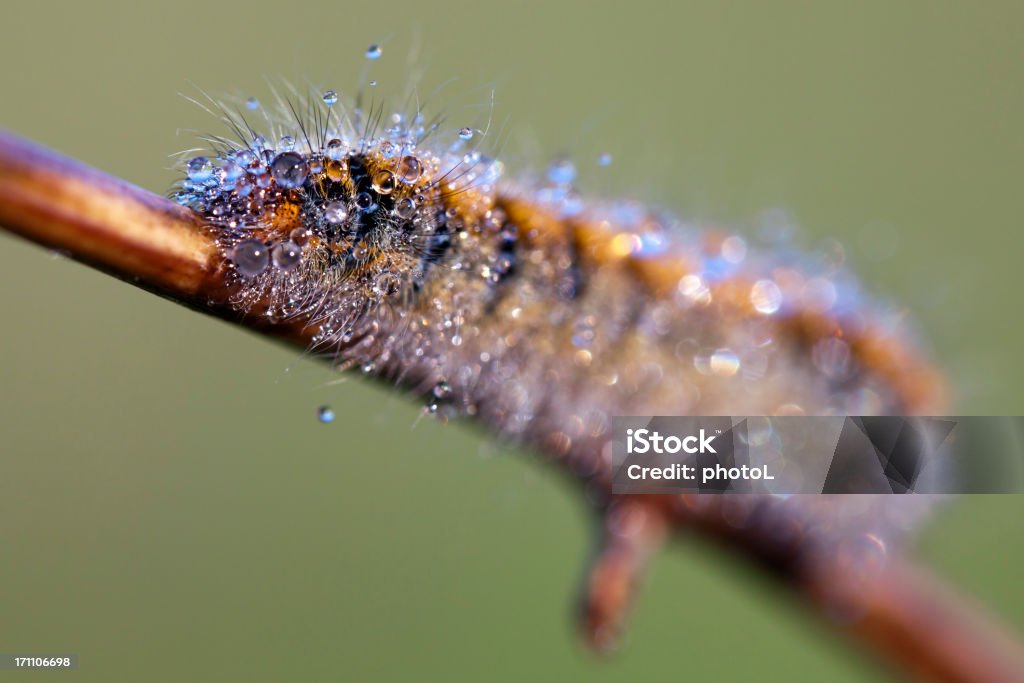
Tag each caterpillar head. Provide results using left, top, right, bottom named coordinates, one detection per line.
left=174, top=96, right=502, bottom=342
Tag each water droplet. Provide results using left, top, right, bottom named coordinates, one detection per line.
left=271, top=241, right=302, bottom=270
left=323, top=200, right=348, bottom=224
left=245, top=97, right=259, bottom=110
left=231, top=239, right=270, bottom=277
left=546, top=158, right=577, bottom=186
left=256, top=172, right=272, bottom=189
left=598, top=153, right=613, bottom=167
left=289, top=228, right=310, bottom=245
left=398, top=155, right=422, bottom=182
left=370, top=170, right=394, bottom=195
left=270, top=151, right=308, bottom=189
left=458, top=127, right=473, bottom=141
left=322, top=89, right=338, bottom=106
left=278, top=135, right=295, bottom=151
left=355, top=192, right=376, bottom=212
left=394, top=197, right=417, bottom=219
left=365, top=44, right=382, bottom=60
left=325, top=139, right=346, bottom=161
left=368, top=80, right=377, bottom=87
left=186, top=156, right=214, bottom=182
left=317, top=406, right=335, bottom=423
left=750, top=280, right=783, bottom=315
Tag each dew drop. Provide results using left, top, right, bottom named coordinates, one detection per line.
left=323, top=200, right=348, bottom=224
left=394, top=197, right=417, bottom=219
left=278, top=135, right=295, bottom=151
left=322, top=89, right=338, bottom=106
left=366, top=44, right=382, bottom=60
left=289, top=228, right=310, bottom=245
left=372, top=169, right=396, bottom=194
left=398, top=155, right=422, bottom=182
left=186, top=156, right=214, bottom=182
left=245, top=97, right=259, bottom=110
left=326, top=139, right=347, bottom=161
left=458, top=127, right=473, bottom=141
left=317, top=406, right=335, bottom=423
left=231, top=239, right=270, bottom=277
left=271, top=241, right=302, bottom=270
left=369, top=80, right=377, bottom=87
left=355, top=192, right=376, bottom=212
left=270, top=151, right=308, bottom=189
left=598, top=153, right=613, bottom=167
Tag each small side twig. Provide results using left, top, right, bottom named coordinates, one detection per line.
left=1, top=130, right=1022, bottom=682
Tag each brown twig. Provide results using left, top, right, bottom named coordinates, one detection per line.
left=1, top=130, right=1021, bottom=682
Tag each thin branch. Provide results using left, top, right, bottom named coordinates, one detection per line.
left=1, top=130, right=1022, bottom=682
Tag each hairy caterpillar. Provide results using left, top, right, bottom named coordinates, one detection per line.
left=174, top=80, right=944, bottom=433
left=167, top=69, right=948, bottom=644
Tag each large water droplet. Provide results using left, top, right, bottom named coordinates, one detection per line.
left=323, top=200, right=348, bottom=224
left=270, top=151, right=308, bottom=189
left=394, top=197, right=417, bottom=219
left=372, top=170, right=396, bottom=195
left=325, top=139, right=346, bottom=161
left=271, top=241, right=302, bottom=270
left=186, top=156, right=214, bottom=182
left=355, top=192, right=376, bottom=212
left=231, top=239, right=270, bottom=277
left=398, top=155, right=422, bottom=183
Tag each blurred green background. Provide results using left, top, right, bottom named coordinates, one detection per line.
left=1, top=1, right=1022, bottom=681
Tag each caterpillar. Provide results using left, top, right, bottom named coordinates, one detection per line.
left=173, top=79, right=944, bottom=441
left=167, top=72, right=948, bottom=644
left=0, top=59, right=959, bottom=662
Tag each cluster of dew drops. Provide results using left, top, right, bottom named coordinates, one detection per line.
left=172, top=44, right=454, bottom=281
